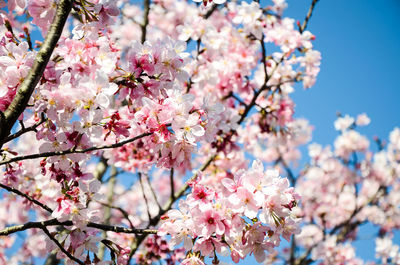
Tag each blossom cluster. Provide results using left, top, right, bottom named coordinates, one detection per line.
left=0, top=0, right=322, bottom=262
left=0, top=41, right=35, bottom=112
left=295, top=114, right=400, bottom=264
left=159, top=160, right=301, bottom=263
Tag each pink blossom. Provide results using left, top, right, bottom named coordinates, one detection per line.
left=28, top=0, right=56, bottom=32
left=194, top=205, right=225, bottom=237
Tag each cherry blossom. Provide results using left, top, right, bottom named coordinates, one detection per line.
left=0, top=1, right=397, bottom=265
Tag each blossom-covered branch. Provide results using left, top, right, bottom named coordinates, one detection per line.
left=0, top=131, right=153, bottom=166
left=2, top=0, right=398, bottom=264
left=0, top=0, right=73, bottom=147
left=0, top=183, right=52, bottom=213
left=4, top=113, right=47, bottom=143
left=41, top=225, right=86, bottom=265
left=0, top=218, right=157, bottom=237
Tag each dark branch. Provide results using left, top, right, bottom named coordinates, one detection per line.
left=87, top=222, right=157, bottom=234
left=41, top=225, right=85, bottom=265
left=141, top=0, right=150, bottom=43
left=0, top=131, right=153, bottom=166
left=96, top=201, right=134, bottom=229
left=299, top=0, right=319, bottom=33
left=98, top=166, right=117, bottom=259
left=204, top=4, right=218, bottom=19
left=260, top=34, right=269, bottom=84
left=277, top=156, right=296, bottom=185
left=0, top=218, right=157, bottom=237
left=0, top=0, right=73, bottom=148
left=145, top=174, right=162, bottom=209
left=4, top=113, right=47, bottom=143
left=169, top=168, right=175, bottom=200
left=0, top=218, right=59, bottom=236
left=0, top=183, right=53, bottom=213
left=138, top=172, right=153, bottom=222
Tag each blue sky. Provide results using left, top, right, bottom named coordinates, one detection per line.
left=287, top=0, right=400, bottom=146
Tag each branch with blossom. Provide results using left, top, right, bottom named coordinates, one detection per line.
left=0, top=218, right=157, bottom=237
left=0, top=0, right=398, bottom=264
left=0, top=0, right=73, bottom=147
left=0, top=131, right=153, bottom=165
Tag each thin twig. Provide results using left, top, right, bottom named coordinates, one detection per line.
left=0, top=183, right=52, bottom=213
left=87, top=222, right=157, bottom=234
left=277, top=156, right=296, bottom=185
left=98, top=166, right=117, bottom=259
left=299, top=0, right=319, bottom=33
left=204, top=4, right=218, bottom=19
left=43, top=253, right=59, bottom=265
left=4, top=114, right=47, bottom=143
left=0, top=131, right=153, bottom=166
left=222, top=92, right=247, bottom=106
left=169, top=168, right=175, bottom=200
left=260, top=34, right=269, bottom=84
left=138, top=172, right=152, bottom=222
left=95, top=201, right=134, bottom=229
left=41, top=225, right=85, bottom=265
left=145, top=174, right=162, bottom=210
left=0, top=218, right=157, bottom=237
left=289, top=235, right=296, bottom=265
left=0, top=218, right=59, bottom=236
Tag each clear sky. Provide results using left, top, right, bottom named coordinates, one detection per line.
left=287, top=0, right=400, bottom=146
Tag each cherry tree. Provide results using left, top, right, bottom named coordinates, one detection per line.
left=0, top=0, right=399, bottom=264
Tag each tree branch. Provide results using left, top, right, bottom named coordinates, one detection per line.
left=93, top=156, right=109, bottom=182
left=141, top=0, right=150, bottom=44
left=95, top=201, right=134, bottom=229
left=0, top=131, right=153, bottom=166
left=0, top=183, right=52, bottom=213
left=0, top=0, right=73, bottom=148
left=98, top=166, right=117, bottom=259
left=260, top=34, right=269, bottom=84
left=299, top=0, right=319, bottom=33
left=145, top=173, right=162, bottom=209
left=204, top=4, right=218, bottom=19
left=43, top=253, right=59, bottom=265
left=4, top=113, right=47, bottom=143
left=87, top=222, right=157, bottom=234
left=277, top=156, right=296, bottom=185
left=0, top=218, right=157, bottom=237
left=169, top=168, right=175, bottom=200
left=0, top=218, right=59, bottom=236
left=289, top=235, right=296, bottom=265
left=41, top=225, right=85, bottom=265
left=138, top=172, right=153, bottom=222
